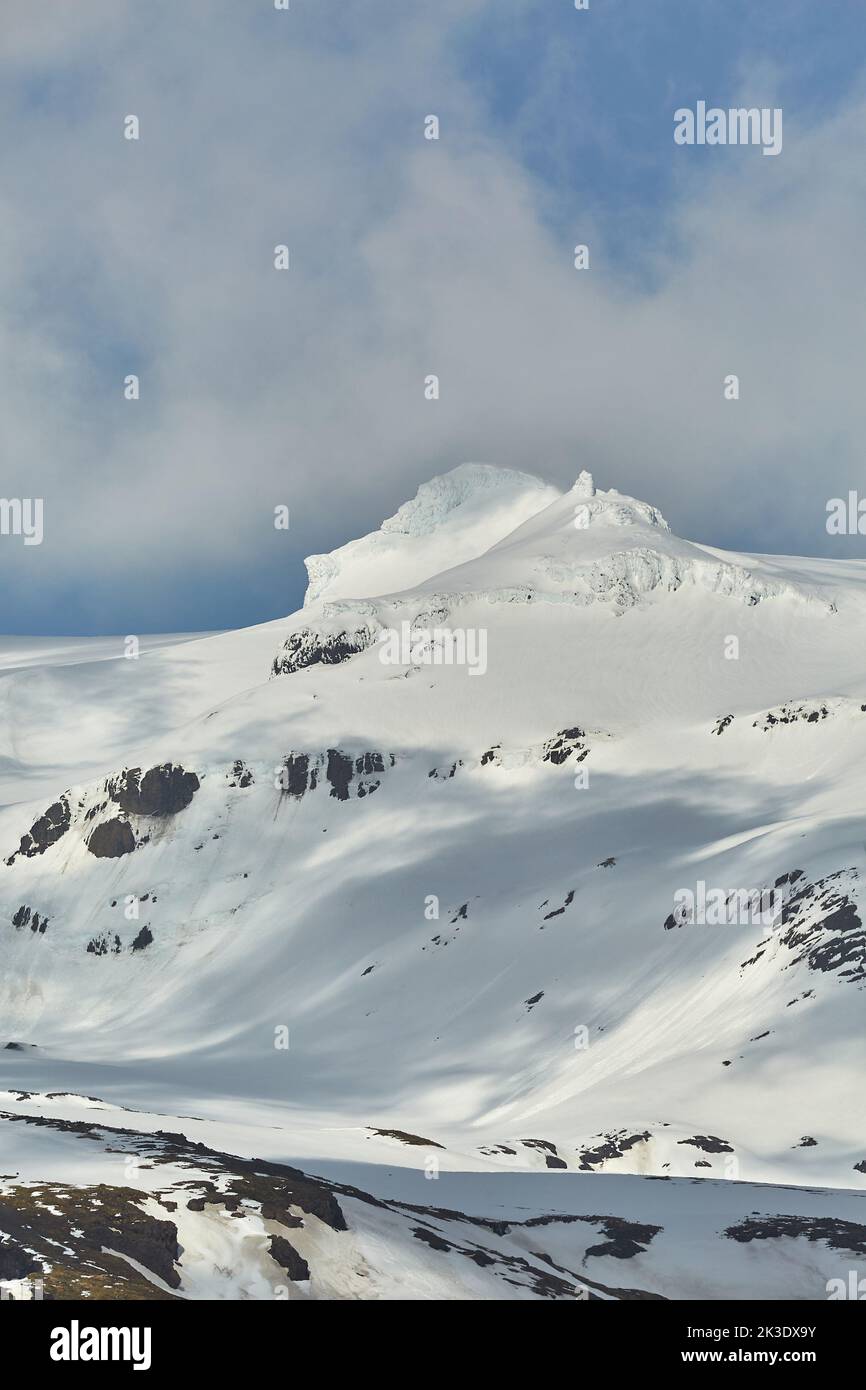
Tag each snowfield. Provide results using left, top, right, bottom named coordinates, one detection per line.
left=0, top=464, right=863, bottom=1299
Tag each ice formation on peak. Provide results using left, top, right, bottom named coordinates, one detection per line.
left=380, top=463, right=553, bottom=538
left=302, top=463, right=559, bottom=606
left=572, top=483, right=670, bottom=533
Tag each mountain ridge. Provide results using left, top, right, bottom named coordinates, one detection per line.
left=0, top=461, right=863, bottom=1299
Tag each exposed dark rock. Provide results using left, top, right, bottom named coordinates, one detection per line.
left=87, top=933, right=122, bottom=957
left=408, top=1223, right=592, bottom=1297
left=678, top=1135, right=733, bottom=1154
left=521, top=1139, right=558, bottom=1156
left=524, top=991, right=544, bottom=1011
left=108, top=764, right=199, bottom=817
left=713, top=715, right=734, bottom=735
left=753, top=702, right=831, bottom=731
left=412, top=1225, right=452, bottom=1253
left=7, top=795, right=71, bottom=865
left=795, top=1136, right=817, bottom=1148
left=775, top=869, right=805, bottom=889
left=508, top=1210, right=662, bottom=1263
left=353, top=756, right=386, bottom=800
left=741, top=868, right=865, bottom=983
left=543, top=890, right=574, bottom=921
left=723, top=1214, right=866, bottom=1257
left=87, top=818, right=136, bottom=858
left=327, top=749, right=354, bottom=801
left=1, top=1110, right=348, bottom=1237
left=131, top=925, right=153, bottom=953
left=581, top=1216, right=662, bottom=1260
left=542, top=728, right=589, bottom=765
left=429, top=761, right=462, bottom=780
left=272, top=627, right=374, bottom=676
left=228, top=760, right=254, bottom=788
left=577, top=1131, right=652, bottom=1171
left=740, top=947, right=766, bottom=966
left=268, top=1235, right=310, bottom=1281
left=0, top=1182, right=181, bottom=1297
left=368, top=1127, right=444, bottom=1149
left=15, top=906, right=49, bottom=934
left=355, top=751, right=385, bottom=776
left=281, top=753, right=318, bottom=798
left=0, top=1239, right=40, bottom=1281
left=280, top=749, right=393, bottom=801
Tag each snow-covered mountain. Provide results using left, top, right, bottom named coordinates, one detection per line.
left=0, top=465, right=864, bottom=1300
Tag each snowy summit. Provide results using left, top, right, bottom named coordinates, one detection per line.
left=0, top=461, right=864, bottom=1301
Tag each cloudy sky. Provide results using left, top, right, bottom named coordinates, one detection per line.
left=2, top=0, right=866, bottom=634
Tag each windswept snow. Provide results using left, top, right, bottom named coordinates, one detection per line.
left=303, top=463, right=559, bottom=606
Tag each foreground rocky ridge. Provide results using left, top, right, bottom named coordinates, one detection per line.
left=1, top=1100, right=863, bottom=1301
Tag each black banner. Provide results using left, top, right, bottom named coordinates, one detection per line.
left=4, top=1297, right=859, bottom=1376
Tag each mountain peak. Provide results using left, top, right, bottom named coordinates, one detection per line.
left=569, top=474, right=670, bottom=533
left=303, top=462, right=559, bottom=605
left=380, top=463, right=555, bottom=538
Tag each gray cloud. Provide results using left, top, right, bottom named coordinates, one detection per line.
left=1, top=2, right=864, bottom=631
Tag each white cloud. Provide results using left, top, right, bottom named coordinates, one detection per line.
left=0, top=1, right=864, bottom=627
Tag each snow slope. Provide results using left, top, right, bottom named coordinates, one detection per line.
left=0, top=465, right=863, bottom=1299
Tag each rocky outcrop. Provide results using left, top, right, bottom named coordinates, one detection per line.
left=428, top=760, right=463, bottom=780
left=86, top=818, right=136, bottom=859
left=268, top=1235, right=310, bottom=1282
left=108, top=764, right=199, bottom=817
left=11, top=906, right=48, bottom=934
left=521, top=1139, right=567, bottom=1170
left=739, top=868, right=864, bottom=984
left=367, top=1128, right=444, bottom=1148
left=227, top=760, right=254, bottom=788
left=271, top=626, right=377, bottom=676
left=281, top=753, right=319, bottom=798
left=480, top=726, right=596, bottom=772
left=0, top=1178, right=181, bottom=1296
left=541, top=728, right=589, bottom=765
left=678, top=1135, right=734, bottom=1155
left=577, top=1131, right=652, bottom=1171
left=87, top=932, right=122, bottom=956
left=7, top=765, right=199, bottom=870
left=6, top=796, right=71, bottom=865
left=279, top=749, right=395, bottom=801
left=81, top=764, right=199, bottom=858
left=754, top=702, right=832, bottom=730
left=723, top=1214, right=866, bottom=1257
